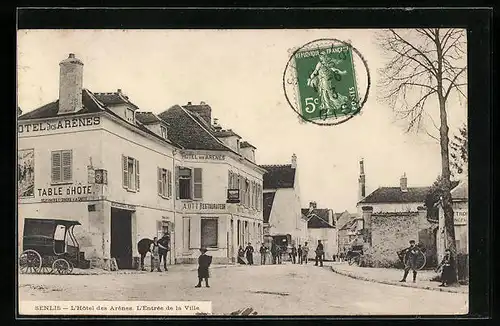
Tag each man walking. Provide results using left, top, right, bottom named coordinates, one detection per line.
left=245, top=242, right=255, bottom=265
left=302, top=242, right=309, bottom=264
left=291, top=245, right=297, bottom=264
left=297, top=244, right=303, bottom=264
left=399, top=240, right=421, bottom=283
left=315, top=240, right=324, bottom=267
left=259, top=243, right=267, bottom=265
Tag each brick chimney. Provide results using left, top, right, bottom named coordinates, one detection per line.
left=309, top=201, right=317, bottom=210
left=58, top=53, right=84, bottom=114
left=291, top=153, right=297, bottom=168
left=213, top=118, right=222, bottom=131
left=358, top=158, right=366, bottom=200
left=185, top=101, right=212, bottom=125
left=400, top=173, right=408, bottom=192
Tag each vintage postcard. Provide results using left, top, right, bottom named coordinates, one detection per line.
left=17, top=27, right=469, bottom=316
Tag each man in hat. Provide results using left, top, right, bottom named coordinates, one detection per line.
left=158, top=232, right=170, bottom=272
left=315, top=240, right=324, bottom=267
left=245, top=242, right=255, bottom=265
left=399, top=240, right=421, bottom=283
left=150, top=237, right=161, bottom=272
left=196, top=248, right=212, bottom=288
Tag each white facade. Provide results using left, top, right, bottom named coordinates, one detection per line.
left=307, top=228, right=338, bottom=260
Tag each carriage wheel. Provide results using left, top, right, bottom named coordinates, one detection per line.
left=52, top=259, right=71, bottom=275
left=68, top=261, right=74, bottom=274
left=19, top=250, right=42, bottom=274
left=404, top=251, right=427, bottom=270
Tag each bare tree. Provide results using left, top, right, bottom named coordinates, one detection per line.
left=450, top=123, right=468, bottom=177
left=377, top=29, right=467, bottom=284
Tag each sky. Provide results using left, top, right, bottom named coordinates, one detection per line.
left=17, top=29, right=467, bottom=212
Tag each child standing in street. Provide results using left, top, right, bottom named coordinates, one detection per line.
left=196, top=248, right=212, bottom=288
left=150, top=237, right=161, bottom=272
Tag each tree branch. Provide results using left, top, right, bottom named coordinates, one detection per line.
left=444, top=67, right=467, bottom=100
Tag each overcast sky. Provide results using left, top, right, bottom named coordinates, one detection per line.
left=17, top=29, right=467, bottom=212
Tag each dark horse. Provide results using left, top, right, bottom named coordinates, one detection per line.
left=137, top=235, right=170, bottom=271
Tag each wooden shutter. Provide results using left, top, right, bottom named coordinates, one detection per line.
left=167, top=170, right=172, bottom=198
left=61, top=150, right=72, bottom=182
left=135, top=159, right=140, bottom=191
left=228, top=171, right=232, bottom=189
left=175, top=166, right=180, bottom=199
left=51, top=151, right=62, bottom=183
left=190, top=215, right=201, bottom=249
left=122, top=155, right=128, bottom=188
left=193, top=168, right=203, bottom=200
left=157, top=168, right=162, bottom=195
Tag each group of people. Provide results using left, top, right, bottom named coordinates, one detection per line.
left=147, top=234, right=170, bottom=272
left=237, top=243, right=255, bottom=265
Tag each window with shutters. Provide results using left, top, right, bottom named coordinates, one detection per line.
left=201, top=217, right=218, bottom=248
left=193, top=168, right=203, bottom=200
left=178, top=168, right=192, bottom=199
left=245, top=179, right=250, bottom=207
left=122, top=155, right=140, bottom=191
left=158, top=167, right=171, bottom=198
left=51, top=150, right=72, bottom=184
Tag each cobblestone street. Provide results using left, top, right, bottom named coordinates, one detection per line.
left=18, top=262, right=468, bottom=316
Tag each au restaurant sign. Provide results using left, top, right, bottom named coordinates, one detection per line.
left=18, top=116, right=101, bottom=134
left=182, top=202, right=226, bottom=210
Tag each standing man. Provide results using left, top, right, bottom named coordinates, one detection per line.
left=291, top=245, right=297, bottom=264
left=259, top=243, right=267, bottom=265
left=150, top=237, right=161, bottom=272
left=195, top=248, right=212, bottom=288
left=297, top=244, right=303, bottom=264
left=158, top=232, right=170, bottom=272
left=399, top=240, right=421, bottom=283
left=302, top=242, right=309, bottom=264
left=245, top=242, right=255, bottom=265
left=271, top=241, right=277, bottom=264
left=315, top=240, right=324, bottom=267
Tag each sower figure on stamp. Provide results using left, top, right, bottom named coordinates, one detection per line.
left=196, top=248, right=212, bottom=288
left=150, top=237, right=161, bottom=272
left=399, top=240, right=421, bottom=283
left=259, top=243, right=267, bottom=265
left=245, top=242, right=254, bottom=265
left=297, top=244, right=303, bottom=264
left=315, top=240, right=324, bottom=267
left=158, top=232, right=170, bottom=272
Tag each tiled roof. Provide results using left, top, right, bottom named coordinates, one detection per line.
left=263, top=192, right=276, bottom=224
left=183, top=103, right=212, bottom=126
left=358, top=186, right=431, bottom=204
left=240, top=141, right=256, bottom=149
left=136, top=112, right=164, bottom=125
left=451, top=179, right=468, bottom=201
left=260, top=164, right=296, bottom=189
left=213, top=129, right=241, bottom=138
left=93, top=91, right=140, bottom=110
left=18, top=89, right=104, bottom=120
left=336, top=211, right=357, bottom=230
left=340, top=218, right=357, bottom=231
left=301, top=208, right=335, bottom=228
left=158, top=105, right=229, bottom=151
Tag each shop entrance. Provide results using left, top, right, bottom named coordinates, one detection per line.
left=111, top=208, right=133, bottom=269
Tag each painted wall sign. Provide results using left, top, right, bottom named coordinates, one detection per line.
left=41, top=197, right=94, bottom=203
left=110, top=201, right=136, bottom=211
left=37, top=185, right=94, bottom=198
left=181, top=152, right=225, bottom=161
left=18, top=149, right=34, bottom=198
left=182, top=202, right=226, bottom=210
left=18, top=116, right=101, bottom=134
left=454, top=209, right=467, bottom=226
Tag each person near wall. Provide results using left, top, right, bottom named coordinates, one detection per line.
left=259, top=244, right=267, bottom=265
left=158, top=233, right=170, bottom=272
left=245, top=242, right=255, bottom=265
left=271, top=241, right=277, bottom=264
left=398, top=240, right=421, bottom=283
left=315, top=240, right=324, bottom=267
left=276, top=245, right=282, bottom=264
left=196, top=248, right=212, bottom=288
left=150, top=237, right=161, bottom=272
left=291, top=245, right=297, bottom=264
left=436, top=249, right=456, bottom=287
left=237, top=246, right=246, bottom=265
left=302, top=242, right=309, bottom=264
left=297, top=245, right=303, bottom=264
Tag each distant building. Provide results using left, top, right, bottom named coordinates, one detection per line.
left=301, top=201, right=338, bottom=260
left=261, top=154, right=307, bottom=249
left=335, top=210, right=358, bottom=254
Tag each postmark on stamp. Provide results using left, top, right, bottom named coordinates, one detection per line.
left=283, top=39, right=371, bottom=126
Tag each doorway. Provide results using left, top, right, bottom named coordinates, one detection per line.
left=111, top=208, right=133, bottom=269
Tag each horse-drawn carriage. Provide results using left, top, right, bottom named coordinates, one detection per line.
left=345, top=244, right=364, bottom=266
left=18, top=218, right=84, bottom=274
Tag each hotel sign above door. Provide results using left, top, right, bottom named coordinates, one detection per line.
left=180, top=152, right=225, bottom=161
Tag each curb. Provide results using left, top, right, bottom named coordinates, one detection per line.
left=330, top=266, right=468, bottom=294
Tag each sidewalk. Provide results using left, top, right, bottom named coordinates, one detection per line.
left=330, top=263, right=468, bottom=294
left=57, top=263, right=239, bottom=275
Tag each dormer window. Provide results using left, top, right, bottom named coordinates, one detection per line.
left=160, top=125, right=167, bottom=139
left=125, top=108, right=135, bottom=123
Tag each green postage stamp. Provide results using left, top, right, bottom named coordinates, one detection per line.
left=294, top=45, right=360, bottom=121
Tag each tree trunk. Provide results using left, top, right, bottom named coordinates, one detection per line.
left=435, top=29, right=458, bottom=284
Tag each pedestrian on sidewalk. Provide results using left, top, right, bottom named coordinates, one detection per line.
left=237, top=246, right=246, bottom=265
left=291, top=245, right=297, bottom=264
left=399, top=240, right=420, bottom=283
left=245, top=242, right=255, bottom=265
left=302, top=242, right=309, bottom=264
left=150, top=237, right=161, bottom=272
left=195, top=248, right=212, bottom=288
left=297, top=245, right=303, bottom=264
left=271, top=241, right=277, bottom=264
left=315, top=240, right=324, bottom=267
left=158, top=232, right=170, bottom=272
left=259, top=244, right=267, bottom=265
left=436, top=249, right=456, bottom=287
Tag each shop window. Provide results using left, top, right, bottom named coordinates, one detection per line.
left=51, top=150, right=72, bottom=184
left=201, top=218, right=218, bottom=248
left=122, top=155, right=140, bottom=191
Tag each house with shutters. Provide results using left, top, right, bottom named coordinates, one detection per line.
left=334, top=210, right=358, bottom=255
left=261, top=155, right=307, bottom=249
left=301, top=202, right=338, bottom=260
left=17, top=53, right=265, bottom=270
